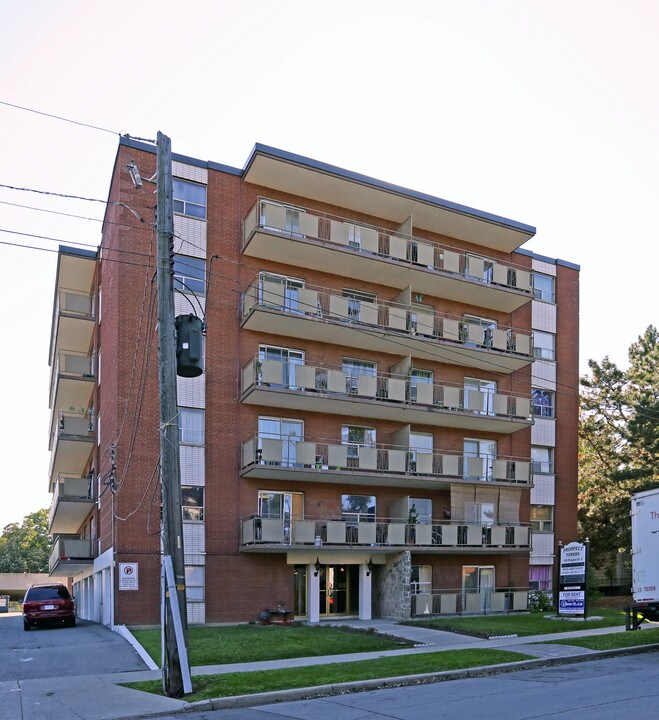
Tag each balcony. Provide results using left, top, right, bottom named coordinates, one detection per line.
left=49, top=411, right=95, bottom=491
left=240, top=433, right=532, bottom=490
left=241, top=275, right=534, bottom=373
left=49, top=535, right=96, bottom=576
left=50, top=288, right=95, bottom=363
left=49, top=475, right=95, bottom=535
left=241, top=356, right=532, bottom=433
left=240, top=514, right=530, bottom=553
left=49, top=351, right=95, bottom=411
left=411, top=588, right=529, bottom=615
left=243, top=199, right=533, bottom=313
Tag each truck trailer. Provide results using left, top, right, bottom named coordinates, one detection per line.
left=628, top=489, right=659, bottom=629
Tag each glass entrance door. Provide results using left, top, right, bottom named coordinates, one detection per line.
left=319, top=565, right=358, bottom=615
left=462, top=565, right=495, bottom=611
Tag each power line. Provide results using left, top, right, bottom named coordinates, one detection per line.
left=0, top=99, right=122, bottom=136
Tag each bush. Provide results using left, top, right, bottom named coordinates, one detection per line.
left=528, top=590, right=553, bottom=613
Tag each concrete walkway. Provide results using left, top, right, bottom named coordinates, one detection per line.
left=3, top=618, right=657, bottom=720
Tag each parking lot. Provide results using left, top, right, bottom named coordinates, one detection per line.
left=0, top=612, right=148, bottom=681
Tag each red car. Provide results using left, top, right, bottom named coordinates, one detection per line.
left=22, top=583, right=75, bottom=630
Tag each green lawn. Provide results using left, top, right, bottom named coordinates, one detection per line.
left=544, top=627, right=659, bottom=651
left=401, top=607, right=628, bottom=638
left=125, top=648, right=532, bottom=701
left=130, top=624, right=413, bottom=666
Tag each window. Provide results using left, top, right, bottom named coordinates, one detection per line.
left=258, top=417, right=303, bottom=466
left=341, top=425, right=376, bottom=467
left=181, top=486, right=204, bottom=521
left=343, top=289, right=376, bottom=322
left=179, top=407, right=205, bottom=445
left=463, top=439, right=496, bottom=481
left=462, top=315, right=496, bottom=346
left=259, top=345, right=304, bottom=388
left=532, top=273, right=555, bottom=303
left=529, top=565, right=552, bottom=591
left=530, top=505, right=553, bottom=532
left=173, top=179, right=206, bottom=219
left=408, top=432, right=433, bottom=472
left=411, top=565, right=432, bottom=594
left=531, top=446, right=554, bottom=474
left=408, top=303, right=435, bottom=336
left=409, top=498, right=432, bottom=524
left=342, top=358, right=376, bottom=394
left=465, top=502, right=496, bottom=525
left=465, top=254, right=494, bottom=282
left=532, top=389, right=555, bottom=418
left=341, top=494, right=376, bottom=522
left=533, top=331, right=556, bottom=360
left=260, top=201, right=304, bottom=235
left=185, top=566, right=205, bottom=600
left=410, top=368, right=433, bottom=402
left=464, top=377, right=496, bottom=414
left=173, top=255, right=206, bottom=295
left=259, top=272, right=305, bottom=313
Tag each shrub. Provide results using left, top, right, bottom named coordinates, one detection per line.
left=528, top=590, right=553, bottom=613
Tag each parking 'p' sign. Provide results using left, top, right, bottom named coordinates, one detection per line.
left=119, top=562, right=139, bottom=590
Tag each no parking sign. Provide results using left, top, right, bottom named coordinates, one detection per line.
left=119, top=562, right=139, bottom=590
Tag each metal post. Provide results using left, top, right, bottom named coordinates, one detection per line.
left=156, top=131, right=189, bottom=697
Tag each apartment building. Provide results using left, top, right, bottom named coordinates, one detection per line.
left=46, top=138, right=579, bottom=625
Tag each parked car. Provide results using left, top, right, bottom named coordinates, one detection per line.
left=22, top=583, right=75, bottom=630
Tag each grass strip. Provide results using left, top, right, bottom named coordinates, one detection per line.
left=401, top=607, right=628, bottom=638
left=130, top=624, right=413, bottom=666
left=542, top=627, right=659, bottom=651
left=125, top=648, right=532, bottom=701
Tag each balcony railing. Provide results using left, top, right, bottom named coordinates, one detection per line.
left=48, top=535, right=96, bottom=576
left=240, top=432, right=532, bottom=488
left=49, top=474, right=95, bottom=534
left=411, top=588, right=530, bottom=615
left=49, top=350, right=95, bottom=411
left=241, top=355, right=532, bottom=432
left=49, top=410, right=95, bottom=490
left=51, top=288, right=95, bottom=361
left=240, top=514, right=530, bottom=550
left=242, top=199, right=533, bottom=313
left=241, top=273, right=533, bottom=373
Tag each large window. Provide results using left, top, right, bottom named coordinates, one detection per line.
left=409, top=368, right=433, bottom=402
left=185, top=566, right=205, bottom=600
left=259, top=272, right=305, bottom=313
left=532, top=273, right=555, bottom=303
left=530, top=505, right=553, bottom=532
left=533, top=331, right=556, bottom=360
left=179, top=407, right=205, bottom=445
left=463, top=439, right=496, bottom=481
left=259, top=345, right=304, bottom=388
left=531, top=446, right=554, bottom=474
left=181, top=486, right=204, bottom=521
left=173, top=255, right=206, bottom=295
left=341, top=494, right=376, bottom=522
left=532, top=389, right=555, bottom=418
left=342, top=358, right=376, bottom=394
left=464, top=377, right=496, bottom=414
left=258, top=417, right=303, bottom=466
left=173, top=178, right=207, bottom=219
left=411, top=565, right=432, bottom=594
left=342, top=289, right=376, bottom=322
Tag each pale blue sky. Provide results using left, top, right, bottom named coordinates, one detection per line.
left=1, top=0, right=657, bottom=530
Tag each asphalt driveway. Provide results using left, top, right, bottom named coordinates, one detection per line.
left=0, top=612, right=148, bottom=680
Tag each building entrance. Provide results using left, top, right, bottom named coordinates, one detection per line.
left=319, top=565, right=359, bottom=615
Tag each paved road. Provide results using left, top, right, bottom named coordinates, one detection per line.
left=0, top=612, right=147, bottom=680
left=161, top=652, right=659, bottom=720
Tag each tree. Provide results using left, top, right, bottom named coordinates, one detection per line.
left=0, top=509, right=52, bottom=572
left=579, top=326, right=659, bottom=568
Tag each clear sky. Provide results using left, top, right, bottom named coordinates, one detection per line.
left=1, top=0, right=657, bottom=532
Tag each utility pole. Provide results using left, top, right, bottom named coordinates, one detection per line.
left=155, top=131, right=190, bottom=697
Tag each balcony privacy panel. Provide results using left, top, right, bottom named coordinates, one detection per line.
left=466, top=525, right=482, bottom=545
left=493, top=394, right=508, bottom=415
left=417, top=242, right=434, bottom=267
left=514, top=526, right=529, bottom=545
left=442, top=318, right=460, bottom=342
left=390, top=235, right=407, bottom=260
left=515, top=397, right=531, bottom=418
left=415, top=524, right=432, bottom=544
left=388, top=449, right=407, bottom=472
left=330, top=295, right=352, bottom=320
left=328, top=444, right=347, bottom=467
left=360, top=302, right=378, bottom=325
left=361, top=227, right=378, bottom=253
left=467, top=390, right=485, bottom=411
left=441, top=525, right=458, bottom=545
left=359, top=446, right=377, bottom=470
left=467, top=323, right=483, bottom=345
left=326, top=521, right=346, bottom=543
left=388, top=307, right=407, bottom=330
left=441, top=593, right=457, bottom=613
left=299, top=213, right=318, bottom=237
left=516, top=269, right=531, bottom=291
left=514, top=461, right=530, bottom=482
left=263, top=203, right=286, bottom=229
left=296, top=364, right=316, bottom=390
left=263, top=278, right=284, bottom=307
left=416, top=452, right=433, bottom=474
left=515, top=334, right=531, bottom=355
left=492, top=460, right=508, bottom=480
left=262, top=360, right=283, bottom=384
left=415, top=311, right=435, bottom=336
left=416, top=382, right=434, bottom=405
left=513, top=591, right=528, bottom=610
left=62, top=292, right=92, bottom=315
left=467, top=257, right=485, bottom=279
left=261, top=519, right=283, bottom=542
left=242, top=438, right=255, bottom=467
left=262, top=439, right=282, bottom=463
left=442, top=250, right=460, bottom=273
left=327, top=370, right=346, bottom=393
left=443, top=386, right=460, bottom=408
left=491, top=592, right=506, bottom=611
left=388, top=378, right=406, bottom=401
left=465, top=593, right=481, bottom=613
left=387, top=523, right=406, bottom=544
left=492, top=328, right=508, bottom=351
left=467, top=457, right=485, bottom=477
left=330, top=220, right=350, bottom=245
left=491, top=526, right=507, bottom=545
left=357, top=374, right=377, bottom=397
left=442, top=454, right=460, bottom=476
left=358, top=523, right=377, bottom=544
left=294, top=520, right=316, bottom=543
left=296, top=442, right=316, bottom=466
left=298, top=288, right=318, bottom=315
left=492, top=263, right=508, bottom=285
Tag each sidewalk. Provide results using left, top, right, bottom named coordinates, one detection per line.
left=5, top=619, right=657, bottom=720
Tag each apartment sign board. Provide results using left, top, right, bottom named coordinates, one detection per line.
left=119, top=563, right=139, bottom=590
left=558, top=542, right=587, bottom=616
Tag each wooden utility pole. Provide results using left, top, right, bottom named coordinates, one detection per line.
left=155, top=131, right=190, bottom=697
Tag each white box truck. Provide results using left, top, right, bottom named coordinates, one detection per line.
left=629, top=489, right=659, bottom=628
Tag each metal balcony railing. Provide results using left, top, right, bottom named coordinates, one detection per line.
left=411, top=587, right=530, bottom=615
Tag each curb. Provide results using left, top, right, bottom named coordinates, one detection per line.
left=119, top=642, right=659, bottom=719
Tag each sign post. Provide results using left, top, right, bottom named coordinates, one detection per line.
left=558, top=540, right=588, bottom=618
